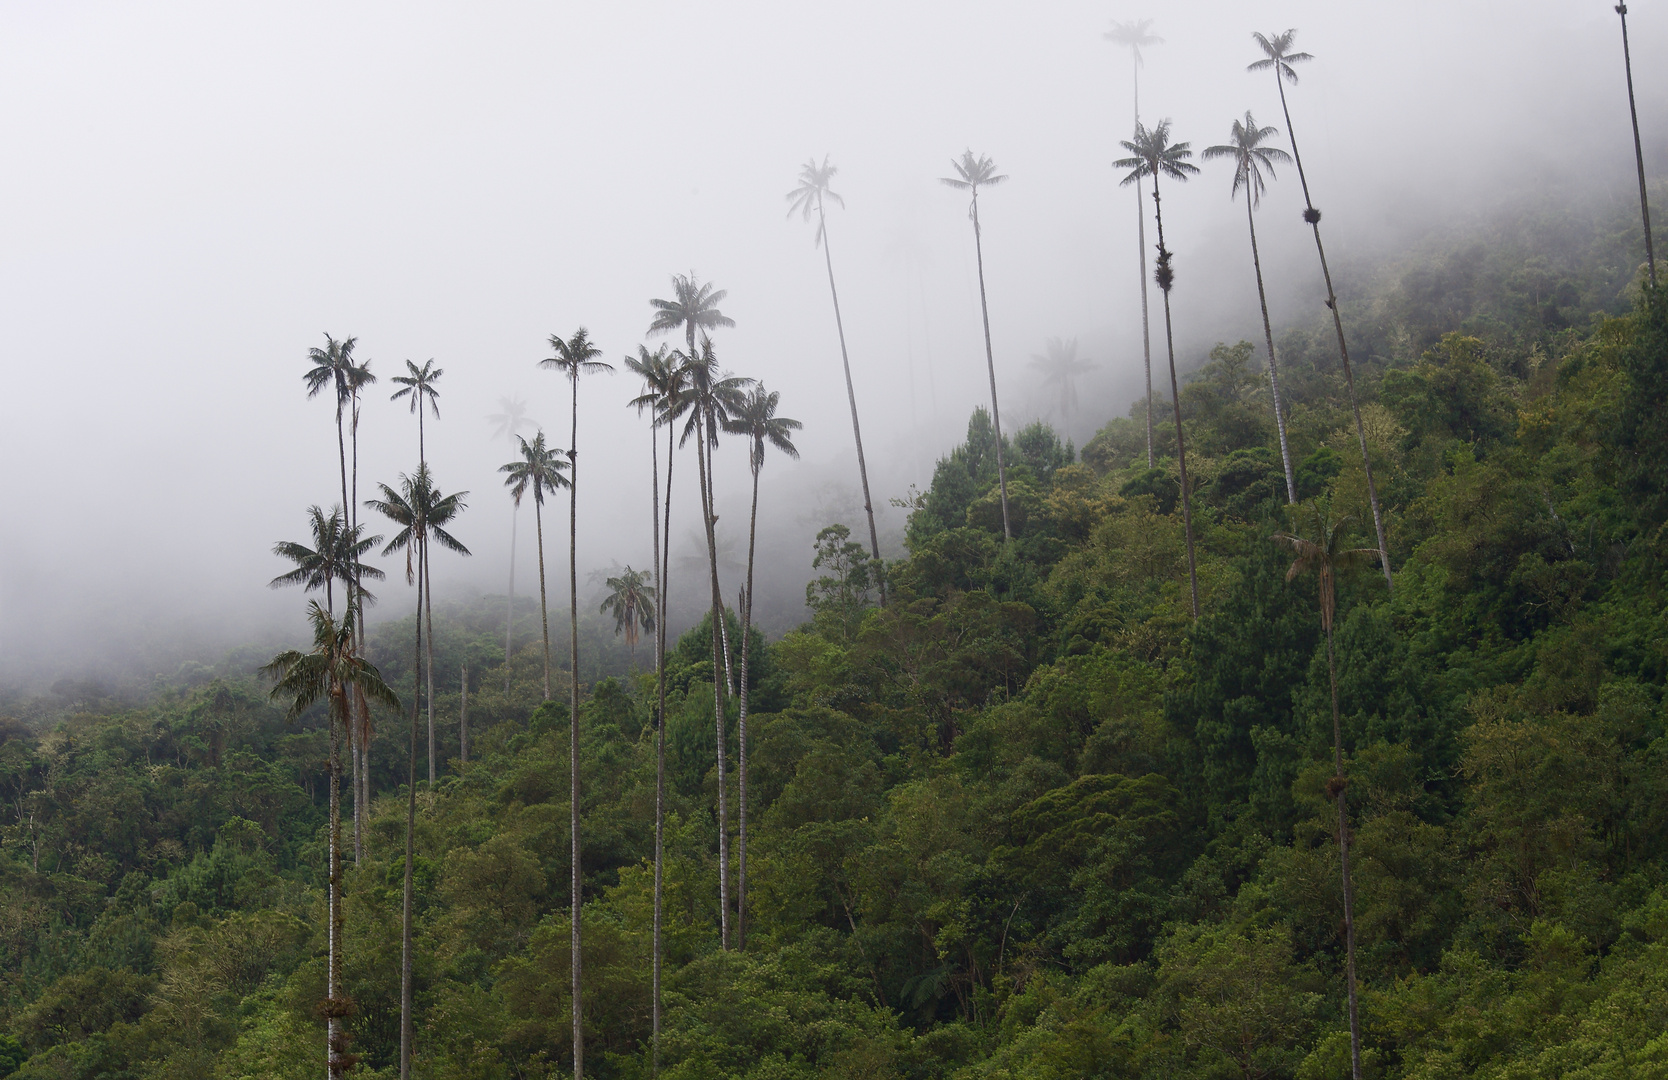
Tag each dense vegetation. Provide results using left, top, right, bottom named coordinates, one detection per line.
left=4, top=184, right=1668, bottom=1079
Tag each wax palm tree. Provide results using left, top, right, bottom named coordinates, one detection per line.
left=1104, top=19, right=1164, bottom=466
left=269, top=505, right=380, bottom=613
left=263, top=602, right=399, bottom=1080
left=488, top=395, right=536, bottom=694
left=787, top=156, right=884, bottom=591
left=345, top=357, right=378, bottom=864
left=941, top=150, right=1014, bottom=541
left=727, top=384, right=800, bottom=950
left=391, top=359, right=443, bottom=465
left=600, top=567, right=656, bottom=664
left=1273, top=502, right=1381, bottom=1080
left=1116, top=120, right=1202, bottom=617
left=304, top=334, right=358, bottom=560
left=1026, top=337, right=1099, bottom=426
left=540, top=327, right=612, bottom=1080
left=500, top=432, right=570, bottom=701
left=625, top=345, right=685, bottom=1066
left=1615, top=3, right=1657, bottom=289
left=672, top=335, right=752, bottom=949
left=1204, top=113, right=1298, bottom=503
left=366, top=464, right=469, bottom=1080
left=1250, top=30, right=1393, bottom=593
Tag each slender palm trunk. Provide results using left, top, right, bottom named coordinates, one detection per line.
left=326, top=684, right=345, bottom=1080
left=1272, top=74, right=1393, bottom=594
left=1131, top=54, right=1155, bottom=468
left=970, top=192, right=1012, bottom=541
left=425, top=550, right=436, bottom=789
left=351, top=400, right=365, bottom=865
left=568, top=373, right=585, bottom=1080
left=653, top=413, right=674, bottom=1074
left=738, top=457, right=761, bottom=950
left=1246, top=195, right=1297, bottom=502
left=1618, top=4, right=1657, bottom=289
left=537, top=499, right=551, bottom=701
left=505, top=502, right=518, bottom=695
left=694, top=405, right=732, bottom=949
left=817, top=197, right=885, bottom=600
left=1151, top=182, right=1200, bottom=618
left=460, top=662, right=468, bottom=764
left=399, top=545, right=423, bottom=1080
left=1325, top=620, right=1363, bottom=1080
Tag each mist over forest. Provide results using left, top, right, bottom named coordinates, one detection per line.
left=3, top=2, right=1668, bottom=1079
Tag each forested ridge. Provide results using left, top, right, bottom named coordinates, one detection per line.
left=4, top=189, right=1668, bottom=1079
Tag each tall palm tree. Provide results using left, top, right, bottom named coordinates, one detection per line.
left=391, top=358, right=447, bottom=784
left=625, top=345, right=686, bottom=1068
left=1250, top=30, right=1393, bottom=594
left=726, top=384, right=800, bottom=950
left=786, top=157, right=884, bottom=594
left=941, top=150, right=1014, bottom=541
left=269, top=505, right=385, bottom=615
left=1116, top=120, right=1202, bottom=617
left=673, top=336, right=752, bottom=949
left=1615, top=3, right=1657, bottom=289
left=345, top=358, right=378, bottom=865
left=648, top=275, right=740, bottom=681
left=262, top=602, right=399, bottom=1080
left=1273, top=502, right=1381, bottom=1080
left=488, top=395, right=536, bottom=694
left=600, top=567, right=656, bottom=665
left=304, top=334, right=358, bottom=558
left=500, top=432, right=570, bottom=701
left=1026, top=337, right=1099, bottom=427
left=541, top=327, right=613, bottom=1080
left=1104, top=19, right=1164, bottom=466
left=1204, top=113, right=1298, bottom=504
left=367, top=464, right=470, bottom=1080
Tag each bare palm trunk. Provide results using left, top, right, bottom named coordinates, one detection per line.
left=537, top=500, right=551, bottom=701
left=652, top=412, right=674, bottom=1075
left=1151, top=182, right=1200, bottom=618
left=1131, top=56, right=1155, bottom=468
left=425, top=552, right=435, bottom=789
left=460, top=662, right=468, bottom=763
left=738, top=458, right=761, bottom=951
left=970, top=192, right=1012, bottom=542
left=326, top=684, right=346, bottom=1080
left=694, top=406, right=732, bottom=950
left=568, top=375, right=585, bottom=1080
left=351, top=400, right=365, bottom=865
left=1325, top=621, right=1363, bottom=1080
left=1618, top=3, right=1657, bottom=289
left=1246, top=195, right=1297, bottom=502
left=817, top=197, right=886, bottom=600
left=505, top=502, right=518, bottom=695
left=399, top=545, right=423, bottom=1080
left=1272, top=74, right=1392, bottom=594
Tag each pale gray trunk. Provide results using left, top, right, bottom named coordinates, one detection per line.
left=505, top=502, right=518, bottom=695
left=425, top=551, right=435, bottom=788
left=460, top=661, right=468, bottom=764
left=569, top=372, right=584, bottom=1080
left=1151, top=181, right=1200, bottom=618
left=1618, top=4, right=1657, bottom=287
left=399, top=542, right=423, bottom=1080
left=970, top=191, right=1012, bottom=541
left=1246, top=193, right=1297, bottom=502
left=652, top=410, right=673, bottom=1075
left=537, top=499, right=551, bottom=701
left=738, top=456, right=761, bottom=950
left=327, top=684, right=345, bottom=1080
left=1137, top=177, right=1155, bottom=468
left=695, top=406, right=731, bottom=949
left=1326, top=621, right=1363, bottom=1080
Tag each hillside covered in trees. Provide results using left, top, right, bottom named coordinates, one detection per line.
left=2, top=191, right=1668, bottom=1078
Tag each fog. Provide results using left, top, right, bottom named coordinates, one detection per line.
left=1, top=0, right=1662, bottom=687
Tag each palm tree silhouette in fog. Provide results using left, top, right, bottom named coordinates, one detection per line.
left=787, top=157, right=883, bottom=595
left=941, top=149, right=1014, bottom=542
left=727, top=383, right=800, bottom=951
left=390, top=357, right=447, bottom=783
left=270, top=505, right=383, bottom=615
left=1204, top=112, right=1298, bottom=504
left=488, top=395, right=535, bottom=694
left=1027, top=337, right=1098, bottom=427
left=1116, top=119, right=1200, bottom=618
left=1104, top=19, right=1163, bottom=466
left=600, top=566, right=655, bottom=664
left=500, top=432, right=568, bottom=702
left=1250, top=29, right=1393, bottom=594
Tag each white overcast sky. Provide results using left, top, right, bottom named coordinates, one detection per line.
left=1, top=0, right=1661, bottom=680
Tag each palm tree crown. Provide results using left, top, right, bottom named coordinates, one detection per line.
left=541, top=328, right=613, bottom=388
left=366, top=465, right=472, bottom=579
left=1103, top=18, right=1163, bottom=66
left=626, top=344, right=682, bottom=423
left=649, top=274, right=735, bottom=353
left=264, top=602, right=400, bottom=719
left=1202, top=113, right=1291, bottom=206
left=729, top=384, right=802, bottom=471
left=270, top=505, right=384, bottom=610
left=488, top=394, right=534, bottom=444
left=600, top=567, right=656, bottom=652
left=676, top=337, right=754, bottom=452
left=786, top=156, right=845, bottom=246
left=304, top=334, right=358, bottom=410
left=1027, top=337, right=1098, bottom=421
left=500, top=432, right=570, bottom=509
left=391, top=360, right=443, bottom=422
left=1274, top=504, right=1381, bottom=634
left=1249, top=29, right=1313, bottom=84
left=1115, top=119, right=1199, bottom=188
left=940, top=150, right=1008, bottom=207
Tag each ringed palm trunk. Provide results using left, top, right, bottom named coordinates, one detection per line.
left=537, top=498, right=552, bottom=701
left=568, top=373, right=585, bottom=1080
left=1270, top=73, right=1393, bottom=594
left=399, top=541, right=424, bottom=1080
left=1150, top=181, right=1200, bottom=618
left=425, top=549, right=436, bottom=789
left=653, top=410, right=675, bottom=1073
left=695, top=407, right=732, bottom=950
left=1324, top=610, right=1364, bottom=1080
left=326, top=681, right=346, bottom=1079
left=505, top=501, right=518, bottom=695
left=350, top=399, right=366, bottom=865
left=737, top=456, right=762, bottom=950
left=1245, top=193, right=1298, bottom=502
left=970, top=191, right=1013, bottom=542
left=816, top=196, right=886, bottom=601
left=1618, top=3, right=1658, bottom=288
left=1136, top=176, right=1155, bottom=468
